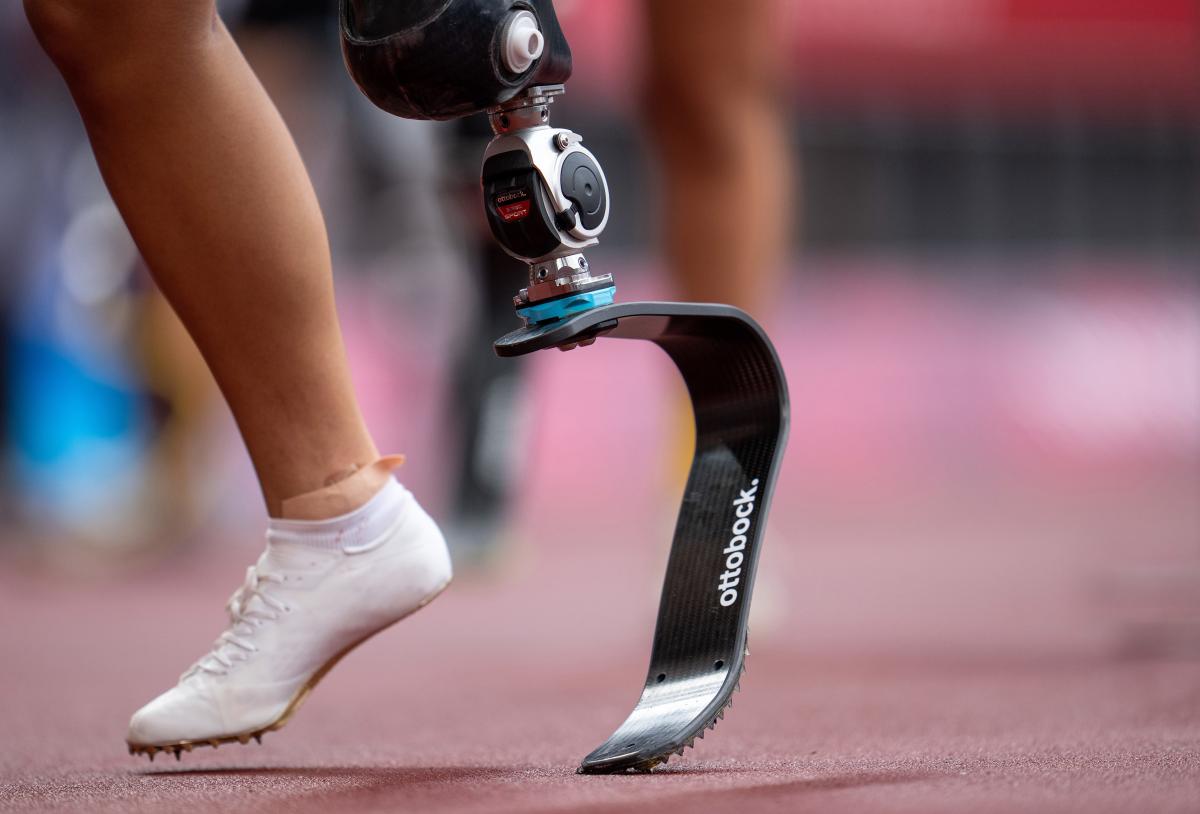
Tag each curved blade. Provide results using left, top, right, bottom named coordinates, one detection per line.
left=496, top=302, right=789, bottom=773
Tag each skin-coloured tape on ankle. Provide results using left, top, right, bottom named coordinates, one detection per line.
left=278, top=455, right=405, bottom=521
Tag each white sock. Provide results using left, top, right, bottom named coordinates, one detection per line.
left=266, top=478, right=409, bottom=551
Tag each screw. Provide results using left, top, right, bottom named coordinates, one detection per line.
left=556, top=132, right=571, bottom=151
left=578, top=256, right=589, bottom=272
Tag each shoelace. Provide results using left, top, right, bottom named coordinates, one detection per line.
left=186, top=563, right=289, bottom=678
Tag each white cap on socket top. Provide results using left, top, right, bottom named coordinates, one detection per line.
left=503, top=10, right=544, bottom=74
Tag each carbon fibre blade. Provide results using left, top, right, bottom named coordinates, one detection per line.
left=496, top=302, right=790, bottom=773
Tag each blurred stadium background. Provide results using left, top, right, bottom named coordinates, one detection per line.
left=1, top=1, right=1197, bottom=811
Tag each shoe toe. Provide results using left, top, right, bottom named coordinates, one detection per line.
left=127, top=681, right=224, bottom=745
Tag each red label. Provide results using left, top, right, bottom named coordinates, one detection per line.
left=497, top=198, right=532, bottom=222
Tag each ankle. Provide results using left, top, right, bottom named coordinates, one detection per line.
left=268, top=477, right=409, bottom=551
left=277, top=454, right=406, bottom=520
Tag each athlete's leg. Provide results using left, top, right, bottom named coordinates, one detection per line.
left=643, top=0, right=792, bottom=316
left=24, top=0, right=378, bottom=516
left=24, top=0, right=453, bottom=757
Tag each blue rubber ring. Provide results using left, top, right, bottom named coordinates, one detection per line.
left=516, top=285, right=616, bottom=326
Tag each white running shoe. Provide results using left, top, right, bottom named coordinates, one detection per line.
left=126, top=478, right=451, bottom=760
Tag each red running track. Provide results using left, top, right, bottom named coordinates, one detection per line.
left=3, top=477, right=1199, bottom=814
left=2, top=269, right=1199, bottom=812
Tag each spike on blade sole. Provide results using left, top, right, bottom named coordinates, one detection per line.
left=601, top=656, right=746, bottom=774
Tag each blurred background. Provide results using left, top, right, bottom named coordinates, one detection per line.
left=0, top=1, right=1198, bottom=809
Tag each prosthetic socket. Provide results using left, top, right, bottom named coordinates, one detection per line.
left=340, top=0, right=572, bottom=120
left=342, top=0, right=612, bottom=326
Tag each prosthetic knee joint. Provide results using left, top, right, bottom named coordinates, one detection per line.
left=342, top=0, right=611, bottom=327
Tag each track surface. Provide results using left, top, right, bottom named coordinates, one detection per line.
left=2, top=271, right=1198, bottom=813
left=4, top=478, right=1198, bottom=813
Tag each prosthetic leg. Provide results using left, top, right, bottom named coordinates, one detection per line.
left=343, top=1, right=789, bottom=773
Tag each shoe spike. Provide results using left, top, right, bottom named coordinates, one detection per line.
left=237, top=734, right=250, bottom=745
left=253, top=733, right=262, bottom=745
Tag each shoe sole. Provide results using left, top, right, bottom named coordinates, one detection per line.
left=127, top=576, right=452, bottom=761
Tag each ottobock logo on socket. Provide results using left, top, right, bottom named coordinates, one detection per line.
left=717, top=479, right=759, bottom=607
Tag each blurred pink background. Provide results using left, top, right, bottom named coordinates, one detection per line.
left=0, top=2, right=1197, bottom=811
